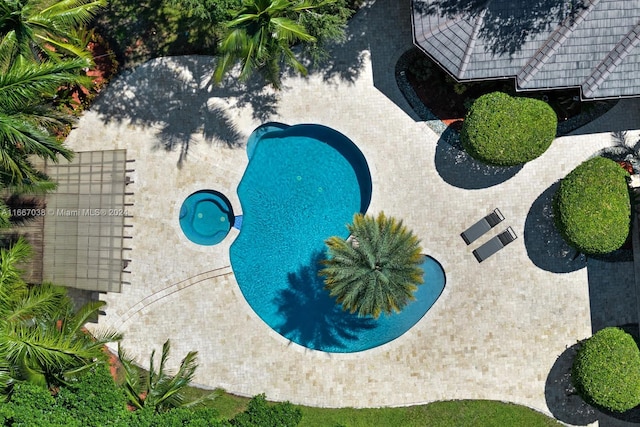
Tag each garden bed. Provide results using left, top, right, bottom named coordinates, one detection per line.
left=396, top=48, right=617, bottom=136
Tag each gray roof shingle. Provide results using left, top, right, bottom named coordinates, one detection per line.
left=412, top=0, right=640, bottom=99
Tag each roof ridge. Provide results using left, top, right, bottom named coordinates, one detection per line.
left=418, top=13, right=464, bottom=42
left=516, top=0, right=600, bottom=88
left=458, top=7, right=487, bottom=78
left=582, top=20, right=640, bottom=98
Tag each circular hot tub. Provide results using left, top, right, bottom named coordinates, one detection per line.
left=179, top=190, right=234, bottom=245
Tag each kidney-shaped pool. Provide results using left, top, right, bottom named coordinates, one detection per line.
left=230, top=123, right=445, bottom=353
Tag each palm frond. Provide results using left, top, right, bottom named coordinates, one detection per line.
left=0, top=58, right=90, bottom=112
left=321, top=212, right=423, bottom=318
left=271, top=17, right=316, bottom=43
left=117, top=342, right=145, bottom=409
left=5, top=283, right=67, bottom=324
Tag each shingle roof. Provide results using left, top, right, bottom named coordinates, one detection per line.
left=411, top=0, right=640, bottom=99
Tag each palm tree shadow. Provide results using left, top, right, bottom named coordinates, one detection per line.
left=274, top=250, right=376, bottom=351
left=91, top=56, right=279, bottom=166
left=523, top=182, right=586, bottom=273
left=434, top=126, right=522, bottom=188
left=305, top=5, right=370, bottom=85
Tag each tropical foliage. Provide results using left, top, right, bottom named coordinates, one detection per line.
left=461, top=91, right=557, bottom=166
left=118, top=339, right=213, bottom=413
left=553, top=157, right=630, bottom=255
left=320, top=212, right=424, bottom=319
left=214, top=0, right=318, bottom=88
left=0, top=0, right=105, bottom=191
left=0, top=0, right=106, bottom=68
left=0, top=376, right=303, bottom=427
left=0, top=238, right=122, bottom=392
left=0, top=58, right=90, bottom=188
left=214, top=0, right=351, bottom=88
left=572, top=327, right=640, bottom=413
left=222, top=393, right=301, bottom=427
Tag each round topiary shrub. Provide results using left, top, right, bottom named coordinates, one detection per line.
left=554, top=156, right=630, bottom=255
left=573, top=327, right=640, bottom=413
left=461, top=92, right=557, bottom=166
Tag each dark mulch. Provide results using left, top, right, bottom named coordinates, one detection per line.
left=401, top=49, right=614, bottom=133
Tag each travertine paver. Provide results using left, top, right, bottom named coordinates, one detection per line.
left=70, top=0, right=640, bottom=421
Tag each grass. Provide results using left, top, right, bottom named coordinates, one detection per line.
left=183, top=387, right=562, bottom=426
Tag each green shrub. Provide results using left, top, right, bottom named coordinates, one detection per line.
left=461, top=92, right=557, bottom=166
left=554, top=157, right=630, bottom=254
left=55, top=363, right=128, bottom=426
left=228, top=394, right=302, bottom=427
left=573, top=327, right=640, bottom=412
left=126, top=407, right=222, bottom=427
left=0, top=382, right=79, bottom=427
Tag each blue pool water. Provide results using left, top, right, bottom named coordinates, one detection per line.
left=230, top=123, right=446, bottom=353
left=179, top=190, right=234, bottom=245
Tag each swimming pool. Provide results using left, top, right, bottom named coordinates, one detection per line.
left=179, top=190, right=234, bottom=245
left=230, top=123, right=445, bottom=352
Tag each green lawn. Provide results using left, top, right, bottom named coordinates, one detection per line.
left=184, top=388, right=561, bottom=426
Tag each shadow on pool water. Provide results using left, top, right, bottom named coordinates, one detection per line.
left=275, top=251, right=377, bottom=351
left=231, top=123, right=446, bottom=353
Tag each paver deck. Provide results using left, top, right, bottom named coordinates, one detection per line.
left=69, top=0, right=640, bottom=422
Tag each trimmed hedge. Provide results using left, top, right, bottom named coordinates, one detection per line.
left=573, top=327, right=640, bottom=413
left=554, top=157, right=630, bottom=255
left=461, top=92, right=557, bottom=166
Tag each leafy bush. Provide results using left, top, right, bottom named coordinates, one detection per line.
left=55, top=363, right=128, bottom=426
left=126, top=407, right=222, bottom=427
left=461, top=92, right=557, bottom=166
left=554, top=157, right=630, bottom=254
left=573, top=327, right=640, bottom=412
left=227, top=394, right=302, bottom=427
left=0, top=382, right=79, bottom=427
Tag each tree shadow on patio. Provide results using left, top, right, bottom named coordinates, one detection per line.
left=546, top=325, right=640, bottom=426
left=413, top=0, right=586, bottom=56
left=274, top=251, right=376, bottom=351
left=434, top=126, right=522, bottom=189
left=523, top=182, right=586, bottom=273
left=305, top=4, right=369, bottom=85
left=545, top=246, right=637, bottom=425
left=91, top=56, right=277, bottom=167
left=544, top=343, right=598, bottom=426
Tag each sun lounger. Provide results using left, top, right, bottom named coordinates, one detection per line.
left=461, top=208, right=504, bottom=245
left=472, top=227, right=517, bottom=263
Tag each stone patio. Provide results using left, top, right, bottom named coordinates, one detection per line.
left=66, top=0, right=640, bottom=424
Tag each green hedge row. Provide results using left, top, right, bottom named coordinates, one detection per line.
left=461, top=92, right=557, bottom=166
left=0, top=364, right=301, bottom=427
left=553, top=157, right=630, bottom=255
left=573, top=327, right=640, bottom=412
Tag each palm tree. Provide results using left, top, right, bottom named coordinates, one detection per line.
left=319, top=212, right=424, bottom=319
left=118, top=339, right=214, bottom=413
left=0, top=0, right=106, bottom=68
left=213, top=0, right=321, bottom=88
left=0, top=238, right=122, bottom=392
left=0, top=57, right=89, bottom=188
